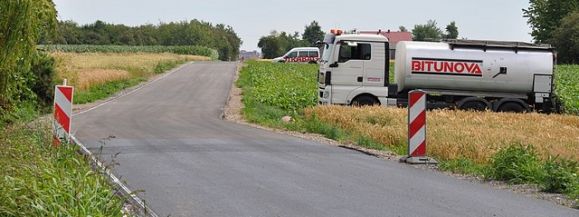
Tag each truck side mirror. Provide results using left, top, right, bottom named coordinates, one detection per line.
left=329, top=62, right=339, bottom=68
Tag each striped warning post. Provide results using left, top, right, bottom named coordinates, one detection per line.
left=408, top=90, right=427, bottom=157
left=53, top=85, right=74, bottom=146
left=401, top=90, right=437, bottom=164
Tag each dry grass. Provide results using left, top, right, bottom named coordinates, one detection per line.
left=306, top=106, right=579, bottom=164
left=74, top=69, right=130, bottom=90
left=52, top=52, right=209, bottom=90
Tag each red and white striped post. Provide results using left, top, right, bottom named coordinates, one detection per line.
left=401, top=90, right=437, bottom=164
left=53, top=80, right=74, bottom=146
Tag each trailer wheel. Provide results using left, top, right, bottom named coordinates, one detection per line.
left=497, top=102, right=526, bottom=113
left=351, top=95, right=379, bottom=106
left=457, top=98, right=490, bottom=111
left=459, top=101, right=488, bottom=111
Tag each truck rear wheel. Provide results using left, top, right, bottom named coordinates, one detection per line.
left=351, top=95, right=379, bottom=106
left=457, top=98, right=490, bottom=111
left=497, top=102, right=526, bottom=113
left=459, top=101, right=488, bottom=111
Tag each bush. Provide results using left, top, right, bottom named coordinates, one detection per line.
left=486, top=144, right=544, bottom=184
left=30, top=52, right=56, bottom=110
left=541, top=157, right=578, bottom=195
left=1, top=51, right=55, bottom=126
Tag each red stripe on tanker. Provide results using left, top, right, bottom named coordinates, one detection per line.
left=411, top=58, right=483, bottom=76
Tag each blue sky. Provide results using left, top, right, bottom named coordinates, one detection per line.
left=53, top=0, right=533, bottom=51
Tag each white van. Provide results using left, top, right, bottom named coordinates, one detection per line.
left=272, top=47, right=320, bottom=63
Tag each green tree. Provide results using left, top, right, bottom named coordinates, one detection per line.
left=52, top=21, right=81, bottom=44
left=0, top=0, right=57, bottom=110
left=412, top=20, right=443, bottom=41
left=399, top=26, right=408, bottom=32
left=258, top=32, right=285, bottom=59
left=550, top=11, right=579, bottom=64
left=258, top=31, right=308, bottom=58
left=50, top=19, right=242, bottom=61
left=302, top=21, right=324, bottom=46
left=523, top=0, right=579, bottom=43
left=444, top=21, right=459, bottom=39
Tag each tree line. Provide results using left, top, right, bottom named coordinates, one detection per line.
left=524, top=0, right=578, bottom=64
left=411, top=1, right=579, bottom=64
left=258, top=21, right=325, bottom=59
left=44, top=20, right=242, bottom=61
left=394, top=0, right=578, bottom=64
left=257, top=20, right=458, bottom=59
left=409, top=20, right=459, bottom=41
left=261, top=1, right=577, bottom=64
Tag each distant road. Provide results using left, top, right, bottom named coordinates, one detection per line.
left=74, top=62, right=576, bottom=217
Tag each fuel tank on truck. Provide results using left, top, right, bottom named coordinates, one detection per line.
left=395, top=40, right=554, bottom=94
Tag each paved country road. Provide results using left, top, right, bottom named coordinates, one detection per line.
left=74, top=62, right=577, bottom=217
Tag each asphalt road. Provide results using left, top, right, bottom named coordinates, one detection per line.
left=74, top=62, right=577, bottom=217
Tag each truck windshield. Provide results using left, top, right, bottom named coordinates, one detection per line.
left=321, top=44, right=334, bottom=63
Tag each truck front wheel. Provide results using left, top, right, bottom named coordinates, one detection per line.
left=351, top=95, right=379, bottom=106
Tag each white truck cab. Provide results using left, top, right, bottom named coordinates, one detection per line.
left=318, top=29, right=391, bottom=105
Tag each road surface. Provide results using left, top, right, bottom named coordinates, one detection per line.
left=74, top=62, right=576, bottom=217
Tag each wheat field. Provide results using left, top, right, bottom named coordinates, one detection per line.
left=307, top=106, right=579, bottom=164
left=52, top=52, right=209, bottom=90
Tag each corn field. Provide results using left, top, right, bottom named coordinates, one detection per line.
left=39, top=44, right=219, bottom=60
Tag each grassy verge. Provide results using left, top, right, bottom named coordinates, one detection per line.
left=237, top=61, right=579, bottom=202
left=53, top=52, right=208, bottom=104
left=0, top=122, right=124, bottom=216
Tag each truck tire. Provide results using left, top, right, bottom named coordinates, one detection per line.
left=459, top=101, right=488, bottom=111
left=457, top=97, right=490, bottom=111
left=351, top=95, right=379, bottom=106
left=497, top=102, right=526, bottom=113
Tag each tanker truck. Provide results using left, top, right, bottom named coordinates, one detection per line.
left=317, top=29, right=559, bottom=113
